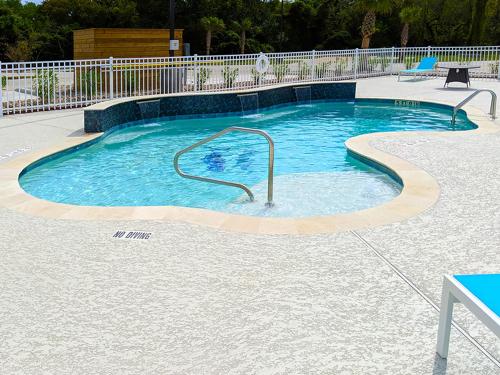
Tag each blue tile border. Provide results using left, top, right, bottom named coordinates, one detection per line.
left=84, top=82, right=357, bottom=133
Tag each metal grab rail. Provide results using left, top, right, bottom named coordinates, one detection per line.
left=173, top=126, right=274, bottom=207
left=451, top=89, right=497, bottom=124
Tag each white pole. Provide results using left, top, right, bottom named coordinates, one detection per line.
left=354, top=48, right=359, bottom=79
left=390, top=47, right=395, bottom=75
left=311, top=50, right=316, bottom=81
left=497, top=48, right=500, bottom=80
left=258, top=52, right=262, bottom=87
left=193, top=54, right=198, bottom=92
left=109, top=57, right=114, bottom=99
left=0, top=61, right=3, bottom=117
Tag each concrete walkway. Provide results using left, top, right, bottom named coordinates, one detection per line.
left=0, top=76, right=499, bottom=374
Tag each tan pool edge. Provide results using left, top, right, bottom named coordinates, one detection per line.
left=0, top=99, right=497, bottom=235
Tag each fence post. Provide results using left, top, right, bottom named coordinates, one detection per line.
left=390, top=47, right=395, bottom=75
left=427, top=45, right=431, bottom=57
left=311, top=50, right=316, bottom=81
left=497, top=51, right=500, bottom=80
left=0, top=61, right=3, bottom=117
left=354, top=48, right=359, bottom=79
left=193, top=54, right=198, bottom=92
left=257, top=53, right=262, bottom=87
left=109, top=57, right=114, bottom=99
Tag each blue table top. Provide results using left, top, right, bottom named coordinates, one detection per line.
left=454, top=274, right=500, bottom=317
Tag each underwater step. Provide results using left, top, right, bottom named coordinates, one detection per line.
left=225, top=171, right=400, bottom=218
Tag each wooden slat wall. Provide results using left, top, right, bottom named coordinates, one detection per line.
left=73, top=28, right=184, bottom=59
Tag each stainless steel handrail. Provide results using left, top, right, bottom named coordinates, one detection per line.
left=451, top=89, right=497, bottom=124
left=173, top=126, right=274, bottom=207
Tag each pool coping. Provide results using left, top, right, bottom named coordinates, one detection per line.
left=0, top=96, right=497, bottom=234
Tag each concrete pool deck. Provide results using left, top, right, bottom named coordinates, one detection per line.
left=0, top=76, right=499, bottom=373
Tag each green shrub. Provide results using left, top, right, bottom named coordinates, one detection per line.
left=1, top=75, right=6, bottom=89
left=456, top=55, right=471, bottom=64
left=122, top=69, right=136, bottom=92
left=196, top=67, right=211, bottom=90
left=222, top=66, right=239, bottom=88
left=334, top=57, right=348, bottom=74
left=404, top=56, right=416, bottom=69
left=81, top=69, right=100, bottom=97
left=250, top=68, right=264, bottom=85
left=273, top=62, right=289, bottom=83
left=297, top=60, right=311, bottom=80
left=368, top=56, right=379, bottom=70
left=489, top=62, right=499, bottom=76
left=367, top=56, right=391, bottom=72
left=35, top=69, right=59, bottom=102
left=315, top=61, right=331, bottom=78
left=378, top=56, right=391, bottom=71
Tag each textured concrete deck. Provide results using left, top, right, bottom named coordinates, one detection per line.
left=1, top=76, right=499, bottom=374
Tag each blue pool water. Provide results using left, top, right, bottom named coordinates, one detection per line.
left=20, top=100, right=474, bottom=217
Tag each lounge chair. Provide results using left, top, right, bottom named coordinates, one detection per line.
left=436, top=274, right=500, bottom=358
left=398, top=56, right=438, bottom=81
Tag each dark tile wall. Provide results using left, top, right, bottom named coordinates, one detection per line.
left=84, top=82, right=356, bottom=133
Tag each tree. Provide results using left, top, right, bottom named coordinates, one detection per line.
left=468, top=0, right=488, bottom=44
left=1, top=0, right=499, bottom=61
left=200, top=16, right=225, bottom=55
left=232, top=18, right=252, bottom=54
left=399, top=5, right=422, bottom=47
left=358, top=0, right=393, bottom=48
left=284, top=0, right=318, bottom=51
left=5, top=39, right=31, bottom=61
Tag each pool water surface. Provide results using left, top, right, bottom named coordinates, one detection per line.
left=19, top=100, right=474, bottom=217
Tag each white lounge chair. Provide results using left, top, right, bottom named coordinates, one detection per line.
left=436, top=274, right=500, bottom=358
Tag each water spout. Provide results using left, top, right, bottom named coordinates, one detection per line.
left=137, top=99, right=160, bottom=120
left=238, top=93, right=259, bottom=115
left=294, top=86, right=312, bottom=104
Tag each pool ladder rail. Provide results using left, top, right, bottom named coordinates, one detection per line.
left=173, top=126, right=275, bottom=208
left=451, top=89, right=497, bottom=124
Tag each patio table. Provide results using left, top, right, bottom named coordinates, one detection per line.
left=438, top=65, right=480, bottom=87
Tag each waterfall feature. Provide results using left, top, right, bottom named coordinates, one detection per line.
left=294, top=86, right=312, bottom=104
left=137, top=99, right=161, bottom=120
left=238, top=93, right=259, bottom=115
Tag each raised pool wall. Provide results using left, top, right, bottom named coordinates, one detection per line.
left=84, top=82, right=356, bottom=133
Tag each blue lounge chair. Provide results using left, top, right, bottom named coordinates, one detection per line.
left=436, top=274, right=500, bottom=358
left=398, top=56, right=438, bottom=81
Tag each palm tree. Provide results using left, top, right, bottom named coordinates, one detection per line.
left=399, top=6, right=422, bottom=47
left=200, top=16, right=225, bottom=55
left=358, top=0, right=393, bottom=49
left=232, top=18, right=252, bottom=54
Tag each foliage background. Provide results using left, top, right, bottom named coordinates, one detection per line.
left=0, top=0, right=499, bottom=61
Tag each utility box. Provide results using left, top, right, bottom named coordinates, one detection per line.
left=73, top=28, right=184, bottom=59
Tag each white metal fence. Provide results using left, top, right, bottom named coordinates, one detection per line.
left=1, top=46, right=499, bottom=115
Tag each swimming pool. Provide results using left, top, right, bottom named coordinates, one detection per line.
left=19, top=99, right=474, bottom=217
